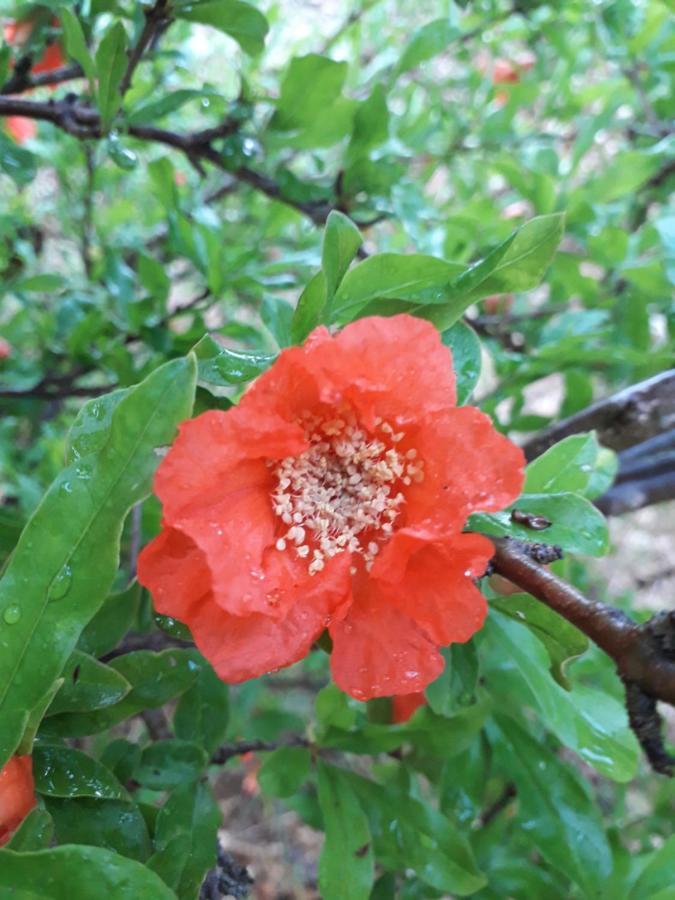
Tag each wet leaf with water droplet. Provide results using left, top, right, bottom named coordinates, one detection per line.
left=0, top=357, right=196, bottom=767
left=0, top=845, right=175, bottom=898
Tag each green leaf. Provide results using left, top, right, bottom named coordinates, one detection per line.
left=193, top=334, right=276, bottom=389
left=291, top=271, right=327, bottom=344
left=346, top=85, right=389, bottom=163
left=33, top=745, right=128, bottom=800
left=261, top=296, right=294, bottom=348
left=272, top=55, right=348, bottom=133
left=317, top=761, right=374, bottom=900
left=491, top=593, right=588, bottom=688
left=0, top=846, right=176, bottom=899
left=60, top=7, right=96, bottom=91
left=46, top=650, right=130, bottom=716
left=424, top=215, right=565, bottom=330
left=492, top=716, right=612, bottom=896
left=470, top=492, right=609, bottom=556
left=100, top=739, right=142, bottom=785
left=441, top=320, right=482, bottom=405
left=346, top=769, right=486, bottom=896
left=524, top=432, right=604, bottom=495
left=43, top=797, right=152, bottom=862
left=482, top=611, right=639, bottom=781
left=0, top=132, right=37, bottom=184
left=258, top=747, right=311, bottom=798
left=332, top=254, right=464, bottom=322
left=174, top=664, right=229, bottom=755
left=148, top=781, right=220, bottom=898
left=395, top=16, right=461, bottom=75
left=135, top=740, right=208, bottom=790
left=78, top=583, right=141, bottom=658
left=176, top=1, right=269, bottom=55
left=12, top=273, right=65, bottom=293
left=425, top=643, right=479, bottom=717
left=584, top=151, right=663, bottom=203
left=40, top=649, right=202, bottom=738
left=478, top=213, right=565, bottom=293
left=127, top=89, right=221, bottom=126
left=95, top=21, right=128, bottom=130
left=0, top=356, right=196, bottom=768
left=321, top=699, right=488, bottom=758
left=323, top=211, right=363, bottom=303
left=629, top=836, right=675, bottom=899
left=6, top=808, right=54, bottom=852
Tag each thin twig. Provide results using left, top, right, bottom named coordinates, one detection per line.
left=210, top=736, right=311, bottom=765
left=119, top=0, right=171, bottom=98
left=1, top=63, right=83, bottom=95
left=477, top=782, right=517, bottom=827
left=81, top=144, right=96, bottom=277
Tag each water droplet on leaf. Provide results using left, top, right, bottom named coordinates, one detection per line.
left=50, top=565, right=73, bottom=600
left=3, top=605, right=21, bottom=624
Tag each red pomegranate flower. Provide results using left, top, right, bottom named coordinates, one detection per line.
left=138, top=315, right=524, bottom=700
left=0, top=755, right=35, bottom=846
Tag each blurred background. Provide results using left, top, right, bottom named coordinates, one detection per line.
left=1, top=0, right=673, bottom=895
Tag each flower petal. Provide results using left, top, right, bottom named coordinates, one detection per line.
left=188, top=598, right=328, bottom=684
left=329, top=576, right=443, bottom=700
left=155, top=408, right=306, bottom=521
left=137, top=526, right=211, bottom=622
left=373, top=531, right=491, bottom=645
left=319, top=315, right=457, bottom=427
left=138, top=527, right=352, bottom=673
left=404, top=406, right=525, bottom=532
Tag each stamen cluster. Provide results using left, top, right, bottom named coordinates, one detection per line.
left=271, top=411, right=425, bottom=575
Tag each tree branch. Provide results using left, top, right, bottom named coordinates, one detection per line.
left=0, top=96, right=345, bottom=227
left=523, top=370, right=675, bottom=459
left=119, top=0, right=172, bottom=98
left=210, top=736, right=310, bottom=765
left=491, top=537, right=675, bottom=774
left=1, top=63, right=84, bottom=95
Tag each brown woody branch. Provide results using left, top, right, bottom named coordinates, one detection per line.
left=491, top=537, right=675, bottom=774
left=119, top=0, right=171, bottom=98
left=1, top=61, right=84, bottom=96
left=210, top=735, right=310, bottom=765
left=523, top=369, right=675, bottom=459
left=0, top=95, right=337, bottom=226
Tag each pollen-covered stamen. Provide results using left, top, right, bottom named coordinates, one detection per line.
left=270, top=412, right=424, bottom=574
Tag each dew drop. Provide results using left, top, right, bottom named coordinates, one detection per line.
left=50, top=565, right=73, bottom=601
left=404, top=670, right=419, bottom=680
left=61, top=481, right=73, bottom=495
left=3, top=605, right=21, bottom=625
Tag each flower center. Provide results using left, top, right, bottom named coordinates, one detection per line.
left=271, top=412, right=424, bottom=575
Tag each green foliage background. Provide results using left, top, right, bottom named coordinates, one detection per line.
left=0, top=0, right=673, bottom=897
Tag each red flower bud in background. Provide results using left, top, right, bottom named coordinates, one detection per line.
left=3, top=16, right=64, bottom=144
left=138, top=315, right=524, bottom=701
left=0, top=755, right=36, bottom=846
left=0, top=337, right=12, bottom=359
left=392, top=692, right=426, bottom=724
left=493, top=59, right=520, bottom=85
left=5, top=117, right=37, bottom=143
